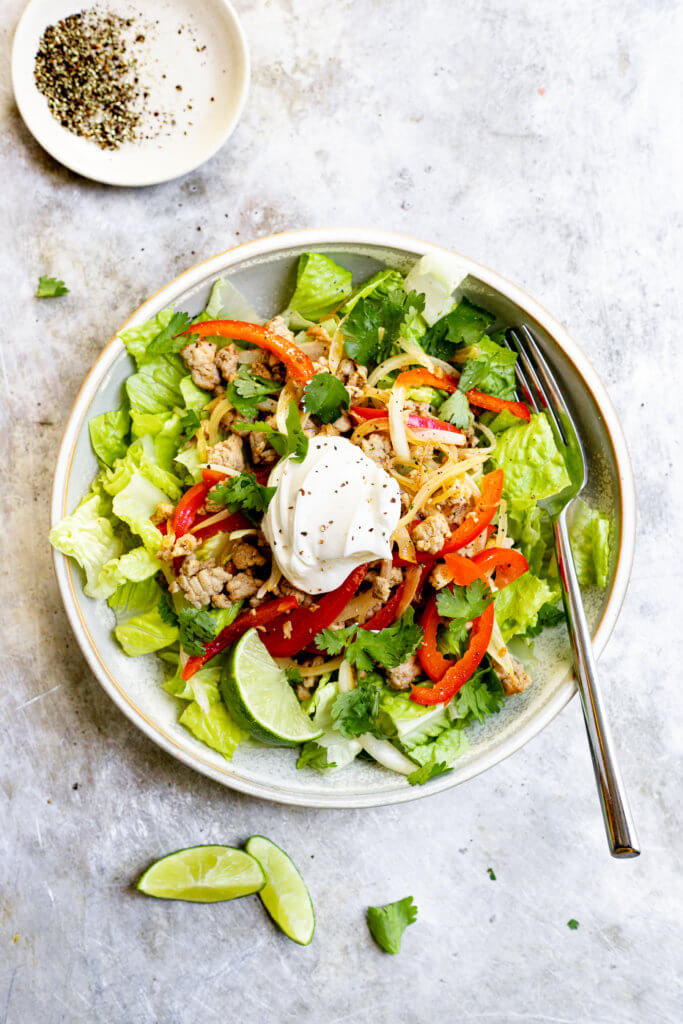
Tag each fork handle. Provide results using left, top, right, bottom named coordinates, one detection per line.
left=554, top=515, right=640, bottom=858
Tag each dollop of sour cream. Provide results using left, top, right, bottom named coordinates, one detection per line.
left=263, top=436, right=402, bottom=595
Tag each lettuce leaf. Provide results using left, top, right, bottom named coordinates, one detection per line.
left=404, top=724, right=469, bottom=767
left=125, top=354, right=186, bottom=414
left=179, top=375, right=211, bottom=411
left=173, top=443, right=204, bottom=484
left=569, top=498, right=611, bottom=588
left=99, top=546, right=161, bottom=596
left=114, top=604, right=178, bottom=656
left=403, top=251, right=470, bottom=325
left=107, top=573, right=163, bottom=622
left=299, top=681, right=361, bottom=771
left=88, top=409, right=130, bottom=467
left=285, top=253, right=353, bottom=321
left=179, top=700, right=246, bottom=759
left=340, top=268, right=405, bottom=315
left=494, top=572, right=557, bottom=641
left=507, top=506, right=554, bottom=577
left=103, top=457, right=172, bottom=554
left=421, top=297, right=494, bottom=361
left=163, top=659, right=222, bottom=705
left=489, top=412, right=571, bottom=511
left=119, top=309, right=176, bottom=368
left=457, top=337, right=517, bottom=399
left=49, top=491, right=125, bottom=600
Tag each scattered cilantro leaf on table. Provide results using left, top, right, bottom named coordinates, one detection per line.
left=36, top=275, right=69, bottom=298
left=567, top=919, right=580, bottom=930
left=208, top=472, right=276, bottom=523
left=487, top=867, right=496, bottom=880
left=366, top=896, right=418, bottom=954
left=303, top=372, right=350, bottom=424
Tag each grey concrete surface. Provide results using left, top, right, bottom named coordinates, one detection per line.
left=1, top=1, right=681, bottom=1021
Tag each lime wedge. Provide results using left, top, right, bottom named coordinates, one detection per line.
left=245, top=835, right=315, bottom=945
left=221, top=628, right=323, bottom=747
left=137, top=845, right=265, bottom=903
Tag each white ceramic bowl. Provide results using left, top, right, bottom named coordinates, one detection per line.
left=51, top=229, right=636, bottom=807
left=12, top=0, right=249, bottom=187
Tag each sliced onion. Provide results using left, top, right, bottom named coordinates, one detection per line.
left=208, top=397, right=233, bottom=445
left=368, top=352, right=424, bottom=387
left=328, top=324, right=345, bottom=373
left=227, top=528, right=260, bottom=541
left=407, top=426, right=467, bottom=447
left=338, top=660, right=355, bottom=693
left=392, top=524, right=416, bottom=562
left=189, top=508, right=233, bottom=534
left=396, top=335, right=435, bottom=371
left=201, top=462, right=241, bottom=476
left=394, top=564, right=423, bottom=620
left=297, top=656, right=344, bottom=678
left=236, top=349, right=261, bottom=364
left=359, top=735, right=415, bottom=775
left=388, top=386, right=410, bottom=460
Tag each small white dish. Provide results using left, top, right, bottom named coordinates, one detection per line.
left=12, top=0, right=249, bottom=187
left=50, top=229, right=637, bottom=808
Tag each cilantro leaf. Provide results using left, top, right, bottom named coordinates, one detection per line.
left=303, top=372, right=350, bottom=424
left=296, top=742, right=337, bottom=771
left=421, top=298, right=494, bottom=361
left=457, top=337, right=518, bottom=399
left=523, top=602, right=566, bottom=639
left=366, top=896, right=418, bottom=954
left=226, top=365, right=281, bottom=417
left=342, top=289, right=425, bottom=366
left=406, top=757, right=451, bottom=786
left=179, top=407, right=208, bottom=440
left=177, top=607, right=218, bottom=656
left=567, top=919, right=579, bottom=930
left=316, top=609, right=424, bottom=673
left=451, top=665, right=505, bottom=724
left=438, top=389, right=470, bottom=429
left=146, top=312, right=194, bottom=356
left=437, top=617, right=469, bottom=656
left=285, top=666, right=304, bottom=686
left=331, top=673, right=386, bottom=739
left=158, top=593, right=178, bottom=626
left=436, top=579, right=493, bottom=621
left=487, top=867, right=497, bottom=880
left=235, top=400, right=308, bottom=464
left=208, top=472, right=276, bottom=524
left=36, top=275, right=69, bottom=298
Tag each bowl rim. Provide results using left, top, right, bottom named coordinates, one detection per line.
left=50, top=228, right=637, bottom=807
left=11, top=0, right=251, bottom=188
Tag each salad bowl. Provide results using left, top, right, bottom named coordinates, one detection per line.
left=51, top=229, right=636, bottom=807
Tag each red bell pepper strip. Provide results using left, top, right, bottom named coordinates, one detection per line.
left=439, top=469, right=505, bottom=554
left=471, top=546, right=529, bottom=588
left=349, top=406, right=464, bottom=438
left=180, top=320, right=315, bottom=384
left=467, top=389, right=530, bottom=422
left=417, top=597, right=453, bottom=681
left=412, top=602, right=495, bottom=705
left=171, top=482, right=208, bottom=539
left=395, top=368, right=530, bottom=421
left=202, top=468, right=228, bottom=487
left=263, top=564, right=369, bottom=658
left=181, top=597, right=298, bottom=680
left=363, top=564, right=425, bottom=632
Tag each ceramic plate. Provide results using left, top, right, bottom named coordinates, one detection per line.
left=12, top=0, right=249, bottom=186
left=50, top=229, right=636, bottom=806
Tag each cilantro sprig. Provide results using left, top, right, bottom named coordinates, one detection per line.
left=296, top=742, right=337, bottom=771
left=330, top=672, right=387, bottom=739
left=303, top=372, right=350, bottom=424
left=36, top=275, right=69, bottom=298
left=158, top=596, right=218, bottom=656
left=208, top=471, right=276, bottom=524
left=407, top=757, right=451, bottom=786
left=146, top=312, right=194, bottom=356
left=315, top=608, right=423, bottom=674
left=366, top=896, right=418, bottom=955
left=435, top=580, right=493, bottom=657
left=235, top=400, right=309, bottom=464
left=226, top=365, right=281, bottom=417
left=342, top=289, right=425, bottom=366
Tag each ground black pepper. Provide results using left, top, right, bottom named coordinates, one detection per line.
left=33, top=8, right=154, bottom=150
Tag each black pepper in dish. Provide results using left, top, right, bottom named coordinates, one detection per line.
left=33, top=8, right=158, bottom=150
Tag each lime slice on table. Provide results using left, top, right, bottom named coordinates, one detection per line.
left=137, top=846, right=265, bottom=903
left=245, top=835, right=315, bottom=945
left=221, top=628, right=323, bottom=747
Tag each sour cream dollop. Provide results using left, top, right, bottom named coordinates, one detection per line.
left=263, top=436, right=401, bottom=595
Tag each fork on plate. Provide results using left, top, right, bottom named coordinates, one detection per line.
left=504, top=325, right=639, bottom=858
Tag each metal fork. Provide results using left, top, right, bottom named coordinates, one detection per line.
left=504, top=324, right=639, bottom=858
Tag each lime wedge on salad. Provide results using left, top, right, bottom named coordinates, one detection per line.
left=246, top=835, right=315, bottom=945
left=221, top=628, right=323, bottom=747
left=137, top=845, right=265, bottom=902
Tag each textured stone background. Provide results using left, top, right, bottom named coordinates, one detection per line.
left=1, top=1, right=681, bottom=1021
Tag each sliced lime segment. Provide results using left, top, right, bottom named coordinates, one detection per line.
left=137, top=845, right=265, bottom=903
left=221, top=628, right=323, bottom=747
left=245, top=835, right=315, bottom=945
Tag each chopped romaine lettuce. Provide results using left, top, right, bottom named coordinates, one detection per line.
left=173, top=444, right=204, bottom=484
left=378, top=691, right=448, bottom=742
left=179, top=375, right=211, bottom=411
left=340, top=268, right=405, bottom=315
left=88, top=409, right=130, bottom=467
left=199, top=276, right=263, bottom=324
left=49, top=491, right=125, bottom=600
left=163, top=659, right=222, bottom=704
left=402, top=723, right=469, bottom=767
left=298, top=681, right=361, bottom=771
left=178, top=700, right=246, bottom=759
left=457, top=336, right=517, bottom=399
left=569, top=498, right=611, bottom=588
left=489, top=412, right=571, bottom=511
left=494, top=573, right=557, bottom=641
left=114, top=604, right=178, bottom=656
left=403, top=251, right=470, bottom=325
left=104, top=462, right=172, bottom=554
left=107, top=574, right=162, bottom=623
left=119, top=309, right=176, bottom=367
left=125, top=354, right=186, bottom=414
left=285, top=253, right=353, bottom=322
left=99, top=546, right=161, bottom=596
left=421, top=297, right=495, bottom=361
